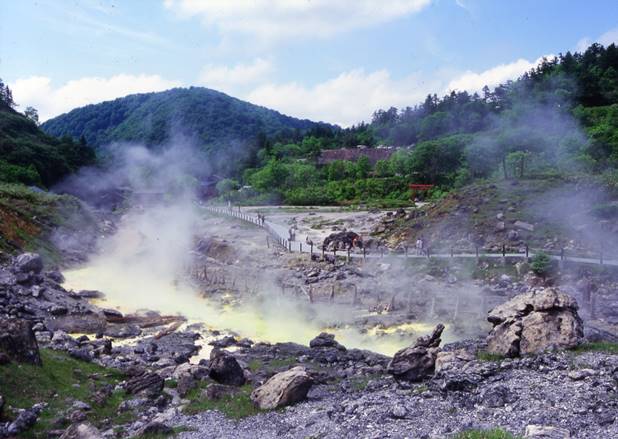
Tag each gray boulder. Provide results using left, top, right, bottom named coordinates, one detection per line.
left=59, top=422, right=103, bottom=439
left=524, top=425, right=571, bottom=438
left=0, top=319, right=41, bottom=365
left=250, top=366, right=313, bottom=410
left=208, top=349, right=246, bottom=386
left=387, top=324, right=444, bottom=381
left=487, top=288, right=583, bottom=357
left=309, top=332, right=346, bottom=351
left=15, top=253, right=43, bottom=274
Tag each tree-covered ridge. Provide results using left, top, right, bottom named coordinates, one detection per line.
left=0, top=87, right=95, bottom=187
left=41, top=87, right=334, bottom=175
left=220, top=43, right=618, bottom=206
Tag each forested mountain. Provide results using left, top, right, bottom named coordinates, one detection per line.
left=220, top=43, right=618, bottom=206
left=41, top=87, right=334, bottom=175
left=0, top=81, right=95, bottom=187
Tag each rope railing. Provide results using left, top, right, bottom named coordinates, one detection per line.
left=203, top=205, right=617, bottom=266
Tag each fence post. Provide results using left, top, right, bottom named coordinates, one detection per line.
left=310, top=243, right=313, bottom=257
left=266, top=236, right=270, bottom=248
left=381, top=247, right=384, bottom=258
left=288, top=241, right=292, bottom=252
left=300, top=243, right=303, bottom=253
left=347, top=248, right=350, bottom=262
left=560, top=248, right=565, bottom=261
left=475, top=246, right=479, bottom=260
left=525, top=244, right=529, bottom=258
left=363, top=246, right=366, bottom=261
left=322, top=247, right=325, bottom=259
left=450, top=247, right=454, bottom=258
left=333, top=249, right=337, bottom=260
left=405, top=246, right=408, bottom=257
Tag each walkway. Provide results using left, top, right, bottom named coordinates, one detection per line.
left=203, top=205, right=618, bottom=267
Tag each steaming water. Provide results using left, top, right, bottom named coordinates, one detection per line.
left=63, top=263, right=446, bottom=356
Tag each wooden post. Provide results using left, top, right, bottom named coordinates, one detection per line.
left=266, top=236, right=270, bottom=248
left=310, top=243, right=313, bottom=256
left=525, top=244, right=529, bottom=258
left=288, top=241, right=292, bottom=252
left=347, top=248, right=350, bottom=262
left=322, top=247, right=325, bottom=259
left=333, top=249, right=337, bottom=260
left=381, top=247, right=384, bottom=258
left=560, top=248, right=565, bottom=261
left=450, top=247, right=454, bottom=258
left=309, top=286, right=314, bottom=303
left=300, top=243, right=303, bottom=253
left=502, top=244, right=506, bottom=257
left=363, top=247, right=366, bottom=260
left=330, top=285, right=335, bottom=302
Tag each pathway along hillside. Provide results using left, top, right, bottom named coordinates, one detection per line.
left=203, top=205, right=618, bottom=267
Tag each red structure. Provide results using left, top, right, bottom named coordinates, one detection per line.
left=409, top=184, right=434, bottom=200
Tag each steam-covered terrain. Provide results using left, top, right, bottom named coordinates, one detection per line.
left=2, top=38, right=618, bottom=438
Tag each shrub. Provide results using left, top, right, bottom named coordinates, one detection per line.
left=530, top=251, right=554, bottom=277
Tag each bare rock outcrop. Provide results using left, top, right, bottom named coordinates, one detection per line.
left=487, top=288, right=583, bottom=357
left=250, top=366, right=313, bottom=410
left=387, top=323, right=445, bottom=381
left=0, top=319, right=41, bottom=365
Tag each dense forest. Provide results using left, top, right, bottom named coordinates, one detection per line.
left=0, top=80, right=95, bottom=187
left=41, top=87, right=334, bottom=176
left=220, top=43, right=618, bottom=206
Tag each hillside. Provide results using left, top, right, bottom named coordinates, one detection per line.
left=212, top=43, right=618, bottom=207
left=0, top=103, right=95, bottom=188
left=41, top=87, right=334, bottom=176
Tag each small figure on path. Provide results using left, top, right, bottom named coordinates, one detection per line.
left=415, top=237, right=424, bottom=255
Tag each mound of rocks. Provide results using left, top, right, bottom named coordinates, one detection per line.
left=387, top=323, right=444, bottom=381
left=251, top=366, right=313, bottom=410
left=486, top=288, right=583, bottom=357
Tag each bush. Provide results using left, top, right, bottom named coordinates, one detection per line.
left=530, top=251, right=554, bottom=277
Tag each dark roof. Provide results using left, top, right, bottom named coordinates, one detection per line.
left=317, top=147, right=399, bottom=165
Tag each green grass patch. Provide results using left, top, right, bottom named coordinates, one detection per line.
left=476, top=351, right=505, bottom=362
left=183, top=383, right=260, bottom=419
left=452, top=428, right=519, bottom=439
left=572, top=342, right=618, bottom=354
left=0, top=348, right=134, bottom=437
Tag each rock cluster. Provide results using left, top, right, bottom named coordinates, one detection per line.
left=486, top=288, right=584, bottom=357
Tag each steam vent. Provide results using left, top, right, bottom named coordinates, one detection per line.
left=2, top=2, right=618, bottom=437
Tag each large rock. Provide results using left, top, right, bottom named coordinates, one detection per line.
left=208, top=349, right=246, bottom=386
left=387, top=324, right=444, bottom=382
left=309, top=332, right=346, bottom=351
left=486, top=288, right=583, bottom=357
left=124, top=372, right=164, bottom=397
left=250, top=366, right=313, bottom=410
left=59, top=422, right=103, bottom=439
left=15, top=253, right=43, bottom=274
left=0, top=319, right=41, bottom=365
left=524, top=425, right=571, bottom=438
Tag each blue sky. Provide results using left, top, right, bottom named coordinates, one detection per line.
left=1, top=0, right=618, bottom=125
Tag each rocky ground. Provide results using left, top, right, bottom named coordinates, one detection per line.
left=2, top=203, right=618, bottom=438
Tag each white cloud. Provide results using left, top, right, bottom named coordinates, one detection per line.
left=10, top=74, right=181, bottom=121
left=576, top=27, right=618, bottom=52
left=446, top=56, right=550, bottom=93
left=164, top=0, right=431, bottom=41
left=198, top=58, right=273, bottom=93
left=246, top=69, right=440, bottom=126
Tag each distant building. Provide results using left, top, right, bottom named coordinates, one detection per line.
left=317, top=145, right=400, bottom=166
